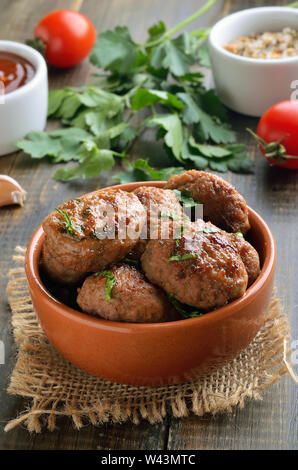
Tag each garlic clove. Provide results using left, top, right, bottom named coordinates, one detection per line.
left=0, top=175, right=26, bottom=207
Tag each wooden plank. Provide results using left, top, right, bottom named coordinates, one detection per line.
left=0, top=0, right=222, bottom=450
left=0, top=0, right=169, bottom=451
left=167, top=0, right=298, bottom=450
left=0, top=0, right=297, bottom=451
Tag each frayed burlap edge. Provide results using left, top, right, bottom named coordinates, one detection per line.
left=4, top=246, right=295, bottom=433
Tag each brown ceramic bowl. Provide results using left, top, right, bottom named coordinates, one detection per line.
left=25, top=181, right=276, bottom=386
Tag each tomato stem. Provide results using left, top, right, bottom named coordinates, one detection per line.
left=247, top=128, right=292, bottom=162
left=72, top=0, right=84, bottom=12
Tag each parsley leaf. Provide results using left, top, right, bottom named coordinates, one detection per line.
left=181, top=140, right=209, bottom=170
left=188, top=137, right=232, bottom=158
left=199, top=227, right=220, bottom=233
left=96, top=270, right=116, bottom=301
left=168, top=293, right=203, bottom=319
left=55, top=208, right=77, bottom=235
left=53, top=143, right=115, bottom=181
left=131, top=89, right=184, bottom=110
left=90, top=27, right=141, bottom=75
left=114, top=159, right=185, bottom=183
left=173, top=188, right=201, bottom=208
left=47, top=89, right=66, bottom=116
left=178, top=92, right=236, bottom=144
left=17, top=128, right=90, bottom=162
left=175, top=225, right=185, bottom=248
left=147, top=21, right=166, bottom=41
left=200, top=89, right=228, bottom=122
left=123, top=258, right=141, bottom=268
left=198, top=45, right=211, bottom=68
left=168, top=253, right=199, bottom=262
left=17, top=132, right=61, bottom=159
left=150, top=114, right=183, bottom=160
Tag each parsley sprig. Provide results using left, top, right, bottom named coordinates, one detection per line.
left=17, top=0, right=253, bottom=181
left=55, top=208, right=77, bottom=235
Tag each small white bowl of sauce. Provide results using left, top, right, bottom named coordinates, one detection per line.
left=208, top=7, right=298, bottom=117
left=0, top=40, right=48, bottom=155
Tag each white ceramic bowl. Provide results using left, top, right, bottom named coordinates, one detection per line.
left=208, top=7, right=298, bottom=117
left=0, top=40, right=48, bottom=156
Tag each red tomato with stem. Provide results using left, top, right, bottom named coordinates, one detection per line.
left=34, top=10, right=96, bottom=68
left=251, top=100, right=298, bottom=170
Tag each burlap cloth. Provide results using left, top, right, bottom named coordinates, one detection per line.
left=3, top=246, right=296, bottom=433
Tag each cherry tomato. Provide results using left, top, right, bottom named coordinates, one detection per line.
left=256, top=100, right=298, bottom=170
left=34, top=10, right=96, bottom=68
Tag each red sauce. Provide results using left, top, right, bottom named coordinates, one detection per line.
left=0, top=51, right=35, bottom=94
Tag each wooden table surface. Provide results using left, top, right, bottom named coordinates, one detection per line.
left=0, top=0, right=297, bottom=450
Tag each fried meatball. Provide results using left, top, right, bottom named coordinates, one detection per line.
left=77, top=264, right=176, bottom=323
left=141, top=220, right=248, bottom=311
left=192, top=219, right=260, bottom=287
left=133, top=186, right=185, bottom=241
left=42, top=189, right=146, bottom=285
left=41, top=243, right=84, bottom=285
left=165, top=170, right=250, bottom=234
left=228, top=233, right=260, bottom=286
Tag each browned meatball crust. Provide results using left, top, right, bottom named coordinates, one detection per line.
left=133, top=186, right=185, bottom=241
left=141, top=221, right=248, bottom=311
left=41, top=243, right=84, bottom=285
left=192, top=219, right=260, bottom=287
left=77, top=264, right=176, bottom=323
left=42, top=189, right=146, bottom=285
left=228, top=233, right=260, bottom=286
left=165, top=170, right=250, bottom=234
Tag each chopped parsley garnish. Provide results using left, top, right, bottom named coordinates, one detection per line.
left=234, top=231, right=244, bottom=238
left=55, top=208, right=77, bottom=235
left=173, top=189, right=201, bottom=221
left=198, top=227, right=220, bottom=234
left=123, top=258, right=141, bottom=268
left=175, top=225, right=185, bottom=248
left=168, top=293, right=203, bottom=319
left=95, top=270, right=116, bottom=301
left=158, top=211, right=180, bottom=221
left=168, top=253, right=199, bottom=262
left=173, top=189, right=201, bottom=208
